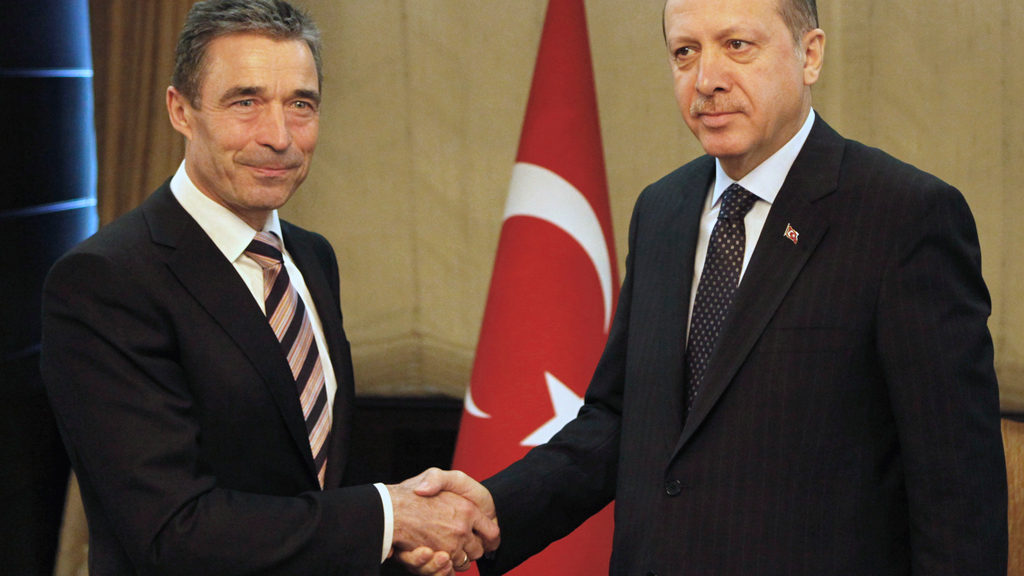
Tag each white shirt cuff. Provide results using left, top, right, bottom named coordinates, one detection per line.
left=373, top=483, right=394, bottom=563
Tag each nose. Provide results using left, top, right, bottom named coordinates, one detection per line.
left=695, top=51, right=729, bottom=96
left=256, top=104, right=292, bottom=152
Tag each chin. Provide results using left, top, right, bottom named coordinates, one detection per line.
left=697, top=139, right=748, bottom=161
left=243, top=190, right=295, bottom=212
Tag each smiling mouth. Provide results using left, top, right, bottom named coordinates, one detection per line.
left=244, top=164, right=299, bottom=176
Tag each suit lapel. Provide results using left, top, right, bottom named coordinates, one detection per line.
left=142, top=186, right=319, bottom=482
left=655, top=159, right=715, bottom=444
left=671, top=117, right=846, bottom=459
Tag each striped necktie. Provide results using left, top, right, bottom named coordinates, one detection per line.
left=684, top=183, right=758, bottom=413
left=245, top=231, right=331, bottom=487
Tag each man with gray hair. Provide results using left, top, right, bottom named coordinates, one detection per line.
left=414, top=0, right=1007, bottom=573
left=41, top=1, right=495, bottom=574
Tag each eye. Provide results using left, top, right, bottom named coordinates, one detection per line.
left=290, top=100, right=318, bottom=114
left=672, top=45, right=697, bottom=66
left=728, top=40, right=749, bottom=50
left=235, top=99, right=255, bottom=107
left=675, top=46, right=692, bottom=57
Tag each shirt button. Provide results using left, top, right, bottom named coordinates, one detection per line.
left=665, top=479, right=682, bottom=496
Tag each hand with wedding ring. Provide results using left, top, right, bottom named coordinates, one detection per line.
left=453, top=550, right=471, bottom=571
left=388, top=468, right=500, bottom=576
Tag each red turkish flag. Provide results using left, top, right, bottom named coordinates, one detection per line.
left=451, top=0, right=618, bottom=574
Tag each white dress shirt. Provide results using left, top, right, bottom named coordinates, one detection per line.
left=169, top=162, right=393, bottom=562
left=687, top=109, right=816, bottom=340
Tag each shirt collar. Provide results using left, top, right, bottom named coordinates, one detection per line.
left=169, top=161, right=285, bottom=262
left=711, top=108, right=816, bottom=207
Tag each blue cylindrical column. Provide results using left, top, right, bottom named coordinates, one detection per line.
left=0, top=1, right=98, bottom=573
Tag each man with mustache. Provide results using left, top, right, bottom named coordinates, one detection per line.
left=40, top=1, right=496, bottom=574
left=421, top=0, right=1008, bottom=574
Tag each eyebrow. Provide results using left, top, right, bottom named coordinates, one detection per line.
left=220, top=85, right=265, bottom=103
left=219, top=85, right=321, bottom=105
left=293, top=88, right=321, bottom=105
left=668, top=24, right=761, bottom=45
left=715, top=25, right=754, bottom=40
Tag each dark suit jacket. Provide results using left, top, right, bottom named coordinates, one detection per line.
left=480, top=117, right=1007, bottom=575
left=41, top=183, right=383, bottom=575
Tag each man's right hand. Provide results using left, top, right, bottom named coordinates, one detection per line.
left=387, top=468, right=500, bottom=575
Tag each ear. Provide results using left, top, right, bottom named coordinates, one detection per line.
left=801, top=28, right=826, bottom=86
left=166, top=86, right=194, bottom=140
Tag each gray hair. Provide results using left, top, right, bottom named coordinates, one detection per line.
left=662, top=0, right=819, bottom=47
left=778, top=0, right=819, bottom=44
left=173, top=0, right=323, bottom=108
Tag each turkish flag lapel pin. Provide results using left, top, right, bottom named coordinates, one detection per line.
left=784, top=223, right=799, bottom=245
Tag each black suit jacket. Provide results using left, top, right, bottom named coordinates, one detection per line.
left=41, top=183, right=383, bottom=575
left=480, top=117, right=1007, bottom=575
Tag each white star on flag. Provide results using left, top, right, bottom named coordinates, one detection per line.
left=450, top=1, right=617, bottom=572
left=520, top=372, right=584, bottom=447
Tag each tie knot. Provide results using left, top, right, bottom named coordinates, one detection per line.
left=245, top=231, right=284, bottom=269
left=719, top=183, right=757, bottom=221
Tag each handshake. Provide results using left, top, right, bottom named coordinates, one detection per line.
left=386, top=468, right=500, bottom=576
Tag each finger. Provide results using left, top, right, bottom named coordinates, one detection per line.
left=395, top=547, right=451, bottom=576
left=413, top=469, right=474, bottom=497
left=462, top=533, right=485, bottom=562
left=452, top=473, right=496, bottom=519
left=472, top=513, right=501, bottom=552
left=416, top=470, right=497, bottom=520
left=452, top=549, right=473, bottom=572
left=412, top=467, right=448, bottom=497
left=394, top=546, right=432, bottom=567
left=402, top=468, right=432, bottom=490
left=421, top=550, right=453, bottom=576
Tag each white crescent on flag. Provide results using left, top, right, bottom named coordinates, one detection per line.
left=503, top=162, right=614, bottom=332
left=464, top=162, right=615, bottom=422
left=464, top=385, right=492, bottom=419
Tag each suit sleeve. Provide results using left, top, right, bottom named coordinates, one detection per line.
left=875, top=183, right=1007, bottom=574
left=41, top=250, right=384, bottom=576
left=478, top=189, right=651, bottom=575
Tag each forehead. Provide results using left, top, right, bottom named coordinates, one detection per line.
left=665, top=0, right=785, bottom=36
left=200, top=33, right=318, bottom=95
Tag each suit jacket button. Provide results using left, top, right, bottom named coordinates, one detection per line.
left=646, top=572, right=657, bottom=576
left=664, top=479, right=682, bottom=496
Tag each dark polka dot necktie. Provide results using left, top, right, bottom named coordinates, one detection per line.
left=684, top=183, right=758, bottom=412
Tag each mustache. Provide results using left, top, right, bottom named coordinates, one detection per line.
left=690, top=95, right=745, bottom=117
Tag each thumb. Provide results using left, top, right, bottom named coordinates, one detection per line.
left=415, top=470, right=496, bottom=519
left=413, top=467, right=449, bottom=496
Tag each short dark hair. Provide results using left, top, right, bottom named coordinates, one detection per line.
left=778, top=0, right=818, bottom=44
left=172, top=0, right=323, bottom=108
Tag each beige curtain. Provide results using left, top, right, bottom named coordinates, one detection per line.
left=89, top=0, right=191, bottom=226
left=285, top=0, right=1024, bottom=412
left=81, top=0, right=1024, bottom=409
left=57, top=1, right=1024, bottom=574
